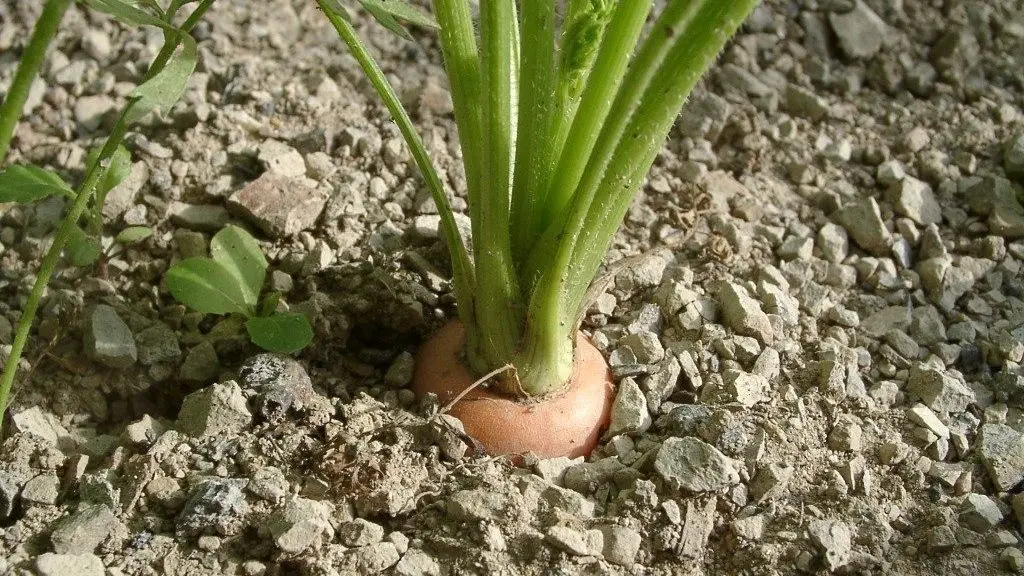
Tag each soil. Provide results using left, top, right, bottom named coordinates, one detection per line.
left=0, top=0, right=1023, bottom=575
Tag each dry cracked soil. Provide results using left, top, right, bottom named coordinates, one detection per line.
left=0, top=0, right=1024, bottom=575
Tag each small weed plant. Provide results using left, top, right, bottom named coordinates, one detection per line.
left=165, top=225, right=314, bottom=354
left=318, top=0, right=759, bottom=396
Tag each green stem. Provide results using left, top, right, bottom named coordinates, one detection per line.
left=564, top=0, right=760, bottom=318
left=431, top=0, right=483, bottom=244
left=87, top=0, right=214, bottom=233
left=317, top=0, right=476, bottom=332
left=0, top=106, right=132, bottom=429
left=0, top=0, right=72, bottom=165
left=473, top=0, right=523, bottom=391
left=539, top=0, right=652, bottom=234
left=509, top=0, right=555, bottom=268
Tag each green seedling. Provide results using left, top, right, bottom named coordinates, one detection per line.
left=0, top=0, right=214, bottom=427
left=165, top=225, right=314, bottom=355
left=318, top=0, right=759, bottom=395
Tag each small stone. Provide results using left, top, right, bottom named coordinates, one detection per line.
left=907, top=404, right=950, bottom=439
left=749, top=463, right=793, bottom=503
left=654, top=437, right=741, bottom=492
left=36, top=553, right=104, bottom=576
left=268, top=496, right=334, bottom=553
left=176, top=380, right=253, bottom=438
left=902, top=127, right=931, bottom=153
left=343, top=541, right=401, bottom=573
left=784, top=83, right=829, bottom=120
left=618, top=332, right=664, bottom=364
left=447, top=489, right=507, bottom=522
left=237, top=354, right=330, bottom=422
left=808, top=519, right=852, bottom=570
left=228, top=173, right=327, bottom=238
left=258, top=139, right=306, bottom=178
left=534, top=457, right=580, bottom=486
left=887, top=177, right=942, bottom=225
left=884, top=329, right=920, bottom=359
left=717, top=282, right=774, bottom=344
left=960, top=493, right=1004, bottom=532
left=778, top=236, right=813, bottom=260
left=385, top=352, right=416, bottom=388
left=876, top=160, right=906, bottom=187
left=394, top=549, right=441, bottom=576
left=74, top=95, right=115, bottom=132
left=545, top=526, right=603, bottom=557
left=84, top=305, right=136, bottom=369
left=827, top=418, right=863, bottom=452
left=135, top=323, right=181, bottom=366
left=606, top=378, right=652, bottom=436
left=81, top=30, right=112, bottom=61
left=177, top=479, right=249, bottom=538
left=836, top=197, right=890, bottom=255
left=180, top=341, right=220, bottom=382
left=732, top=515, right=766, bottom=541
left=599, top=525, right=642, bottom=566
left=1003, top=548, right=1024, bottom=572
left=927, top=525, right=957, bottom=551
left=828, top=0, right=889, bottom=59
left=817, top=223, right=849, bottom=263
left=169, top=202, right=230, bottom=232
left=50, top=504, right=117, bottom=554
left=21, top=473, right=59, bottom=505
left=338, top=518, right=385, bottom=547
left=907, top=366, right=975, bottom=412
left=1005, top=134, right=1024, bottom=182
left=721, top=370, right=769, bottom=407
left=978, top=424, right=1024, bottom=492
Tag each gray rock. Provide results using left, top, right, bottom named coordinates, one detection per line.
left=338, top=518, right=385, bottom=547
left=808, top=519, right=852, bottom=570
left=74, top=95, right=115, bottom=132
left=600, top=525, right=642, bottom=566
left=177, top=478, right=249, bottom=537
left=238, top=354, right=331, bottom=421
left=394, top=549, right=441, bottom=576
left=169, top=202, right=230, bottom=232
left=534, top=456, right=581, bottom=486
left=81, top=30, right=112, bottom=61
left=887, top=177, right=942, bottom=225
left=342, top=542, right=401, bottom=573
left=268, top=496, right=334, bottom=553
left=907, top=403, right=950, bottom=439
left=829, top=0, right=888, bottom=59
left=654, top=437, right=741, bottom=492
left=384, top=352, right=416, bottom=388
left=817, top=223, right=849, bottom=263
left=721, top=370, right=769, bottom=407
left=84, top=305, right=136, bottom=369
left=36, top=553, right=104, bottom=576
left=545, top=526, right=603, bottom=557
left=21, top=473, right=59, bottom=505
left=228, top=172, right=327, bottom=238
left=978, top=424, right=1024, bottom=492
left=618, top=332, right=665, bottom=364
left=176, top=380, right=252, bottom=438
left=180, top=341, right=220, bottom=382
left=717, top=282, right=774, bottom=344
left=960, top=493, right=1004, bottom=532
left=102, top=162, right=149, bottom=220
left=51, top=504, right=117, bottom=554
left=643, top=357, right=681, bottom=410
left=836, top=197, right=889, bottom=255
left=1006, top=134, right=1024, bottom=181
left=749, top=463, right=794, bottom=503
left=258, top=139, right=306, bottom=178
left=123, top=415, right=166, bottom=446
left=135, top=323, right=182, bottom=366
left=907, top=366, right=975, bottom=412
left=606, top=378, right=652, bottom=437
left=10, top=406, right=71, bottom=446
left=784, top=83, right=829, bottom=120
left=447, top=489, right=508, bottom=521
